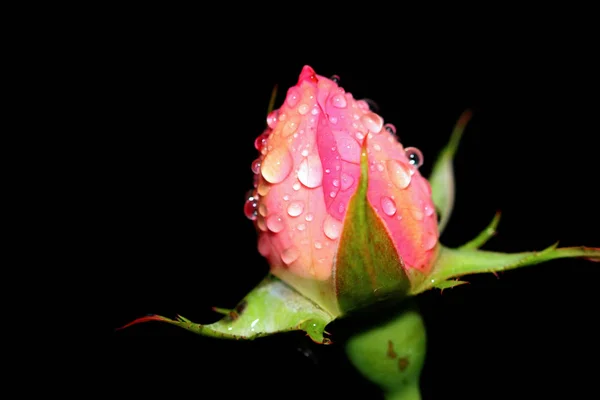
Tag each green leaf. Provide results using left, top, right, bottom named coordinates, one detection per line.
left=334, top=141, right=410, bottom=314
left=410, top=244, right=600, bottom=294
left=458, top=211, right=501, bottom=250
left=118, top=274, right=334, bottom=344
left=428, top=110, right=472, bottom=234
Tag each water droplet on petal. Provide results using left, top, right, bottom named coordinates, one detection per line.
left=257, top=180, right=270, bottom=196
left=257, top=216, right=267, bottom=231
left=411, top=208, right=424, bottom=221
left=323, top=214, right=342, bottom=240
left=341, top=173, right=355, bottom=191
left=376, top=163, right=384, bottom=172
left=332, top=179, right=340, bottom=187
left=266, top=214, right=285, bottom=233
left=261, top=147, right=293, bottom=184
left=360, top=112, right=383, bottom=134
left=287, top=201, right=304, bottom=217
left=301, top=148, right=309, bottom=157
left=251, top=158, right=261, bottom=174
left=293, top=181, right=301, bottom=191
left=424, top=205, right=434, bottom=216
left=254, top=131, right=270, bottom=151
left=331, top=94, right=347, bottom=108
left=334, top=132, right=361, bottom=164
left=330, top=74, right=340, bottom=84
left=380, top=196, right=397, bottom=216
left=244, top=191, right=258, bottom=220
left=281, top=246, right=300, bottom=265
left=258, top=203, right=268, bottom=217
left=373, top=144, right=381, bottom=151
left=384, top=123, right=397, bottom=137
left=286, top=88, right=300, bottom=107
left=282, top=194, right=290, bottom=201
left=305, top=213, right=314, bottom=222
left=405, top=147, right=424, bottom=168
left=311, top=107, right=319, bottom=115
left=386, top=160, right=412, bottom=189
left=329, top=191, right=337, bottom=198
left=258, top=234, right=270, bottom=256
left=297, top=155, right=323, bottom=188
left=298, top=103, right=309, bottom=115
left=266, top=111, right=279, bottom=129
left=314, top=241, right=323, bottom=249
left=338, top=203, right=345, bottom=214
left=423, top=232, right=437, bottom=250
left=297, top=223, right=306, bottom=231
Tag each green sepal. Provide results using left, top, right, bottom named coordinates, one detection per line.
left=428, top=110, right=472, bottom=234
left=345, top=301, right=426, bottom=400
left=410, top=243, right=600, bottom=295
left=433, top=279, right=469, bottom=291
left=458, top=211, right=501, bottom=250
left=334, top=140, right=410, bottom=314
left=118, top=274, right=334, bottom=344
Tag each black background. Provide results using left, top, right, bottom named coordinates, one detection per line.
left=106, top=23, right=599, bottom=399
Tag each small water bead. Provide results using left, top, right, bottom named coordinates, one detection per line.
left=297, top=155, right=323, bottom=188
left=243, top=191, right=259, bottom=220
left=281, top=246, right=300, bottom=265
left=282, top=194, right=290, bottom=201
left=330, top=74, right=340, bottom=84
left=329, top=115, right=338, bottom=124
left=376, top=163, right=384, bottom=172
left=332, top=179, right=340, bottom=187
left=424, top=205, right=434, bottom=217
left=360, top=112, right=383, bottom=134
left=298, top=103, right=309, bottom=115
left=257, top=180, right=271, bottom=196
left=305, top=213, right=314, bottom=222
left=338, top=203, right=345, bottom=214
left=254, top=131, right=270, bottom=151
left=266, top=214, right=285, bottom=233
left=311, top=107, right=319, bottom=115
left=256, top=216, right=267, bottom=231
left=287, top=201, right=304, bottom=217
left=405, top=147, right=424, bottom=168
left=384, top=123, right=397, bottom=137
left=286, top=88, right=300, bottom=107
left=329, top=191, right=337, bottom=198
left=251, top=158, right=261, bottom=174
left=380, top=196, right=397, bottom=216
left=314, top=241, right=323, bottom=249
left=340, top=173, right=354, bottom=191
left=373, top=144, right=381, bottom=151
left=301, top=149, right=309, bottom=157
left=266, top=111, right=279, bottom=129
left=323, top=214, right=342, bottom=240
left=411, top=208, right=424, bottom=221
left=258, top=203, right=268, bottom=217
left=386, top=160, right=412, bottom=189
left=297, top=223, right=306, bottom=231
left=261, top=147, right=293, bottom=184
left=423, top=232, right=437, bottom=251
left=331, top=94, right=347, bottom=108
left=293, top=182, right=301, bottom=191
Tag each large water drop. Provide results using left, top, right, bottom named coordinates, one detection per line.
left=261, top=147, right=293, bottom=184
left=386, top=160, right=412, bottom=189
left=298, top=155, right=323, bottom=188
left=323, top=214, right=342, bottom=240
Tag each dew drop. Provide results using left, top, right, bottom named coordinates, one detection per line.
left=298, top=103, right=309, bottom=115
left=297, top=155, right=323, bottom=188
left=261, top=147, right=293, bottom=184
left=286, top=88, right=300, bottom=108
left=405, top=147, right=424, bottom=168
left=243, top=191, right=258, bottom=220
left=424, top=205, right=434, bottom=217
left=423, top=232, right=438, bottom=250
left=297, top=223, right=306, bottom=231
left=380, top=196, right=397, bottom=216
left=314, top=241, right=323, bottom=249
left=376, top=163, right=384, bottom=172
left=305, top=213, right=314, bottom=222
left=329, top=191, right=337, bottom=198
left=332, top=179, right=340, bottom=187
left=373, top=144, right=381, bottom=151
left=251, top=158, right=261, bottom=174
left=331, top=94, right=347, bottom=108
left=340, top=173, right=354, bottom=191
left=333, top=131, right=361, bottom=164
left=266, top=111, right=279, bottom=129
left=311, top=107, right=319, bottom=115
left=329, top=115, right=338, bottom=124
left=266, top=214, right=285, bottom=233
left=258, top=203, right=268, bottom=217
left=338, top=203, right=345, bottom=214
left=411, top=208, right=424, bottom=221
left=301, top=148, right=309, bottom=157
left=283, top=194, right=290, bottom=201
left=281, top=246, right=300, bottom=265
left=257, top=180, right=270, bottom=196
left=386, top=160, right=412, bottom=189
left=254, top=131, right=270, bottom=151
left=258, top=235, right=270, bottom=256
left=360, top=112, right=383, bottom=134
left=257, top=216, right=267, bottom=231
left=323, top=214, right=342, bottom=240
left=293, top=182, right=301, bottom=191
left=384, top=123, right=397, bottom=137
left=287, top=201, right=304, bottom=217
left=330, top=74, right=340, bottom=84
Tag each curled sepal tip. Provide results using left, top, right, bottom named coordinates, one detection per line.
left=118, top=274, right=334, bottom=344
left=410, top=243, right=600, bottom=294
